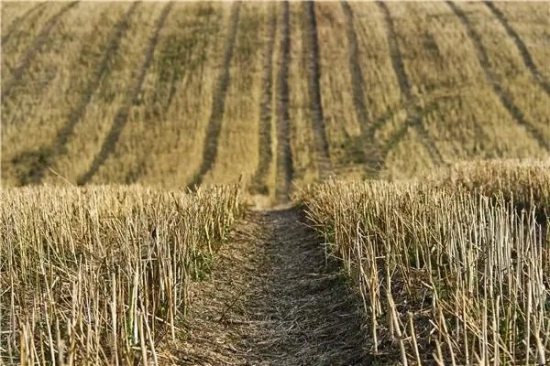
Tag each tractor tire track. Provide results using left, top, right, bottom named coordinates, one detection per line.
left=275, top=1, right=293, bottom=203
left=2, top=1, right=78, bottom=100
left=1, top=2, right=48, bottom=46
left=13, top=3, right=139, bottom=185
left=77, top=2, right=173, bottom=185
left=303, top=1, right=332, bottom=181
left=187, top=2, right=241, bottom=189
left=484, top=1, right=550, bottom=97
left=341, top=1, right=384, bottom=175
left=251, top=4, right=277, bottom=195
left=377, top=1, right=444, bottom=166
left=447, top=1, right=550, bottom=152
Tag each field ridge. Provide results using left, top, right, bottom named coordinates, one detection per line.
left=77, top=2, right=174, bottom=185
left=2, top=2, right=78, bottom=101
left=447, top=1, right=550, bottom=152
left=187, top=2, right=241, bottom=189
left=304, top=2, right=332, bottom=180
left=181, top=208, right=367, bottom=365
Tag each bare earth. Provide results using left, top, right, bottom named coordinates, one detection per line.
left=178, top=207, right=368, bottom=365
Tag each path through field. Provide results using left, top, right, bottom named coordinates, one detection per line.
left=180, top=208, right=367, bottom=366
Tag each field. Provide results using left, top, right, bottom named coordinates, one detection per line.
left=1, top=1, right=549, bottom=365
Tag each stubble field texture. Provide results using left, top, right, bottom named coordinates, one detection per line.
left=1, top=1, right=549, bottom=365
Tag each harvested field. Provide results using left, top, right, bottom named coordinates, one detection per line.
left=1, top=2, right=549, bottom=365
left=4, top=1, right=547, bottom=192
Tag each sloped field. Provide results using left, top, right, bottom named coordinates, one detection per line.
left=1, top=2, right=549, bottom=365
left=2, top=1, right=548, bottom=201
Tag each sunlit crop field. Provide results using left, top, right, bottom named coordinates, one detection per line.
left=2, top=2, right=549, bottom=365
left=2, top=1, right=548, bottom=199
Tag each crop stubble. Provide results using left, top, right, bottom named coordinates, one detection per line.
left=77, top=2, right=174, bottom=185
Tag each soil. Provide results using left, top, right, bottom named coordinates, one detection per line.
left=178, top=207, right=368, bottom=366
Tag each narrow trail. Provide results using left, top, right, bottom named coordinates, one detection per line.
left=303, top=2, right=332, bottom=181
left=376, top=1, right=444, bottom=167
left=180, top=208, right=367, bottom=366
left=447, top=1, right=550, bottom=152
left=275, top=2, right=293, bottom=204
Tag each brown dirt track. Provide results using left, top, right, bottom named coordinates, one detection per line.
left=179, top=208, right=368, bottom=366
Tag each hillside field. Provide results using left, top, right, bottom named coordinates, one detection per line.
left=2, top=1, right=549, bottom=200
left=1, top=1, right=549, bottom=365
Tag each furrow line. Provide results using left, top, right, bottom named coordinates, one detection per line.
left=15, top=3, right=140, bottom=185
left=303, top=1, right=332, bottom=180
left=341, top=1, right=384, bottom=175
left=484, top=1, right=550, bottom=97
left=187, top=2, right=241, bottom=189
left=1, top=2, right=48, bottom=46
left=275, top=1, right=293, bottom=203
left=377, top=1, right=444, bottom=166
left=2, top=1, right=78, bottom=100
left=251, top=3, right=277, bottom=195
left=77, top=2, right=174, bottom=185
left=447, top=1, right=549, bottom=152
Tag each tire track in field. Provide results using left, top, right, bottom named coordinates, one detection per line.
left=187, top=2, right=241, bottom=189
left=2, top=1, right=78, bottom=100
left=484, top=1, right=550, bottom=97
left=250, top=4, right=277, bottom=195
left=341, top=1, right=384, bottom=175
left=376, top=1, right=444, bottom=166
left=303, top=1, right=332, bottom=180
left=275, top=1, right=293, bottom=203
left=77, top=2, right=173, bottom=185
left=13, top=3, right=139, bottom=185
left=447, top=1, right=550, bottom=152
left=1, top=2, right=48, bottom=46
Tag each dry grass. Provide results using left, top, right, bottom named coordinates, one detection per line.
left=315, top=2, right=365, bottom=180
left=3, top=3, right=130, bottom=186
left=3, top=2, right=550, bottom=364
left=302, top=159, right=550, bottom=364
left=202, top=2, right=268, bottom=187
left=285, top=2, right=318, bottom=191
left=58, top=4, right=167, bottom=186
left=495, top=2, right=550, bottom=83
left=0, top=184, right=243, bottom=365
left=119, top=2, right=226, bottom=188
left=2, top=2, right=549, bottom=194
left=1, top=2, right=66, bottom=83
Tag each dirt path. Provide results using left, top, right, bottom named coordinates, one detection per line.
left=179, top=208, right=367, bottom=366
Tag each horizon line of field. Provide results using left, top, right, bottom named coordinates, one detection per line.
left=3, top=1, right=548, bottom=190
